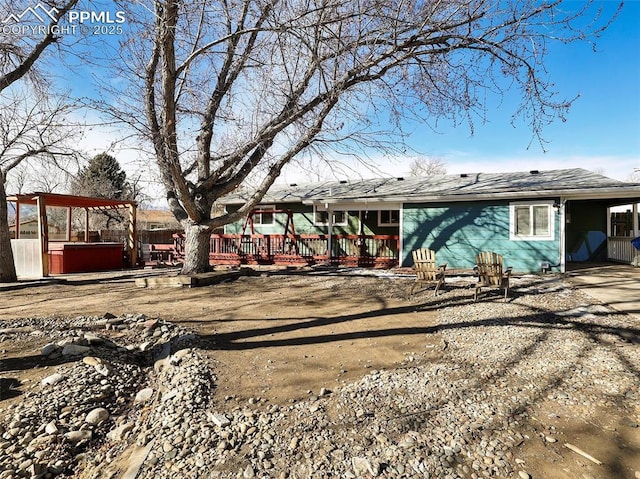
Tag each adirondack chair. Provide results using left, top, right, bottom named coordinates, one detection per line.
left=474, top=251, right=513, bottom=301
left=410, top=248, right=447, bottom=295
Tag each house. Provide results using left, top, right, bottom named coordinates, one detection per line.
left=137, top=209, right=182, bottom=230
left=219, top=168, right=640, bottom=273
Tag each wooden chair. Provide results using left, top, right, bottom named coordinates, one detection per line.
left=474, top=251, right=513, bottom=301
left=410, top=248, right=447, bottom=295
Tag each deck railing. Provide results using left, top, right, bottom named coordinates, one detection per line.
left=608, top=236, right=639, bottom=265
left=172, top=233, right=399, bottom=267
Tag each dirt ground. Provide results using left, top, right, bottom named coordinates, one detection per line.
left=1, top=267, right=639, bottom=479
left=0, top=268, right=441, bottom=405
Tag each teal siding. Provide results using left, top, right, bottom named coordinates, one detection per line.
left=402, top=201, right=561, bottom=273
left=224, top=204, right=363, bottom=235
left=224, top=205, right=398, bottom=235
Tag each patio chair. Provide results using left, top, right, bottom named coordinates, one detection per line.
left=474, top=251, right=513, bottom=301
left=410, top=248, right=447, bottom=295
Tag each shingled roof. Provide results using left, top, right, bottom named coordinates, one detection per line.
left=222, top=168, right=640, bottom=205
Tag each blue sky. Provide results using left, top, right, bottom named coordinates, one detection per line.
left=387, top=0, right=640, bottom=181
left=65, top=0, right=640, bottom=192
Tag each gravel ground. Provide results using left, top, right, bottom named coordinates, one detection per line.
left=0, top=274, right=638, bottom=479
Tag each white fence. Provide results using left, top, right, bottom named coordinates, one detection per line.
left=10, top=239, right=42, bottom=278
left=608, top=236, right=640, bottom=266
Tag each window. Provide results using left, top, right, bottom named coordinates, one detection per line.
left=378, top=210, right=400, bottom=226
left=313, top=207, right=347, bottom=226
left=510, top=202, right=554, bottom=241
left=253, top=205, right=275, bottom=225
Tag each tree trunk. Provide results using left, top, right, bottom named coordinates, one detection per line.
left=181, top=222, right=213, bottom=275
left=0, top=181, right=18, bottom=282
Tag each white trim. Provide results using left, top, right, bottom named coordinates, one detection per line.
left=509, top=200, right=555, bottom=241
left=378, top=209, right=400, bottom=227
left=313, top=201, right=402, bottom=211
left=299, top=188, right=640, bottom=205
left=254, top=204, right=275, bottom=225
left=313, top=206, right=347, bottom=226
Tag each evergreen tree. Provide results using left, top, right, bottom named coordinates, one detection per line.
left=71, top=153, right=130, bottom=200
left=71, top=153, right=132, bottom=228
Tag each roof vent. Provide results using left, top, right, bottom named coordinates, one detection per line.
left=339, top=180, right=348, bottom=184
left=460, top=173, right=468, bottom=178
left=530, top=170, right=540, bottom=174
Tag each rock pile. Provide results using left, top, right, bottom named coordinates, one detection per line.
left=1, top=278, right=639, bottom=479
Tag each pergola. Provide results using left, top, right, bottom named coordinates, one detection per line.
left=7, top=192, right=137, bottom=277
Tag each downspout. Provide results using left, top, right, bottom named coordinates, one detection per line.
left=559, top=198, right=566, bottom=273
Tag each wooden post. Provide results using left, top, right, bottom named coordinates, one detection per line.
left=66, top=206, right=72, bottom=241
left=15, top=198, right=20, bottom=239
left=128, top=203, right=137, bottom=267
left=84, top=208, right=90, bottom=242
left=36, top=195, right=49, bottom=277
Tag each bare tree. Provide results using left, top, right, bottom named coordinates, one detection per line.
left=0, top=90, right=79, bottom=281
left=107, top=0, right=619, bottom=274
left=409, top=157, right=447, bottom=177
left=0, top=0, right=82, bottom=281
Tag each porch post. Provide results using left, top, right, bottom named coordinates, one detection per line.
left=36, top=195, right=49, bottom=277
left=15, top=198, right=20, bottom=239
left=327, top=205, right=333, bottom=264
left=633, top=203, right=639, bottom=237
left=84, top=208, right=90, bottom=242
left=128, top=203, right=137, bottom=267
left=66, top=206, right=72, bottom=241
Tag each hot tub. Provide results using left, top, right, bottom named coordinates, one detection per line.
left=47, top=242, right=124, bottom=274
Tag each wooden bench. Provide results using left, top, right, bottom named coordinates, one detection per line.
left=149, top=244, right=175, bottom=264
left=410, top=248, right=447, bottom=295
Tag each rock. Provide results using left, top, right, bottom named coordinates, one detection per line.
left=94, top=364, right=111, bottom=376
left=85, top=408, right=110, bottom=425
left=107, top=422, right=133, bottom=442
left=352, top=457, right=379, bottom=477
left=243, top=465, right=255, bottom=478
left=41, top=343, right=58, bottom=356
left=134, top=388, right=154, bottom=403
left=163, top=441, right=174, bottom=453
left=41, top=373, right=64, bottom=386
left=82, top=356, right=102, bottom=367
left=208, top=413, right=231, bottom=427
left=518, top=472, right=531, bottom=479
left=61, top=344, right=91, bottom=356
left=64, top=430, right=92, bottom=443
left=45, top=421, right=59, bottom=435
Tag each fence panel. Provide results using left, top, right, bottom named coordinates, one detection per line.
left=11, top=239, right=42, bottom=278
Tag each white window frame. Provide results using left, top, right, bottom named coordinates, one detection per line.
left=313, top=207, right=347, bottom=226
left=509, top=201, right=555, bottom=241
left=378, top=210, right=400, bottom=227
left=253, top=204, right=275, bottom=225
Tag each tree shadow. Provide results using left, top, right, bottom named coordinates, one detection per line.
left=0, top=378, right=21, bottom=400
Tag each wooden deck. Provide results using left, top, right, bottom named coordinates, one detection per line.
left=171, top=233, right=399, bottom=267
